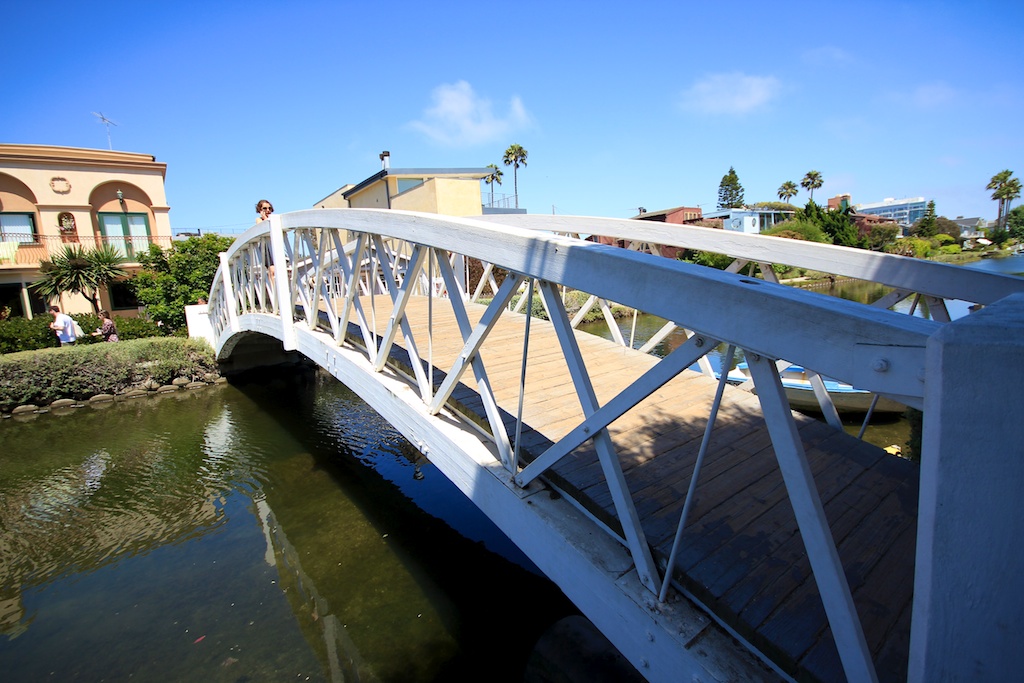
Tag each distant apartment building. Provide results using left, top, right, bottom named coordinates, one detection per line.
left=853, top=197, right=928, bottom=227
left=0, top=144, right=173, bottom=318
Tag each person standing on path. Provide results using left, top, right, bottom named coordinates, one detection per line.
left=91, top=309, right=119, bottom=342
left=48, top=305, right=77, bottom=346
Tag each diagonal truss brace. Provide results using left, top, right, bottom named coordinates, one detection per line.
left=746, top=354, right=879, bottom=683
left=537, top=280, right=661, bottom=594
left=516, top=332, right=721, bottom=487
left=428, top=258, right=522, bottom=468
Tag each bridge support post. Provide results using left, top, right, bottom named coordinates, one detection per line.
left=269, top=215, right=296, bottom=351
left=219, top=251, right=239, bottom=334
left=910, top=293, right=1024, bottom=682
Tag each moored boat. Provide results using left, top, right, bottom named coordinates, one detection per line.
left=724, top=362, right=907, bottom=415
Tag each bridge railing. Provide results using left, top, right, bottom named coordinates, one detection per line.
left=207, top=209, right=1024, bottom=683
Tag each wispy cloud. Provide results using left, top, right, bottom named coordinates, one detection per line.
left=678, top=73, right=781, bottom=115
left=908, top=81, right=957, bottom=108
left=802, top=45, right=854, bottom=66
left=408, top=81, right=531, bottom=146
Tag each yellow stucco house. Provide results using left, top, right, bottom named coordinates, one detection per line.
left=315, top=164, right=494, bottom=216
left=0, top=144, right=173, bottom=318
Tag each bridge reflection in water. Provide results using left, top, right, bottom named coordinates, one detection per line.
left=0, top=373, right=575, bottom=681
left=206, top=209, right=1024, bottom=683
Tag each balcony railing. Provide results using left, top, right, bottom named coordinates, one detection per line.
left=0, top=234, right=174, bottom=267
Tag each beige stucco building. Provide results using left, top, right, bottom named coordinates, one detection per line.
left=315, top=166, right=494, bottom=214
left=0, top=144, right=173, bottom=317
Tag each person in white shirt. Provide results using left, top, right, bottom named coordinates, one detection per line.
left=48, top=305, right=77, bottom=346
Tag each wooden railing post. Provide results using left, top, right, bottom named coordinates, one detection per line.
left=910, top=293, right=1024, bottom=681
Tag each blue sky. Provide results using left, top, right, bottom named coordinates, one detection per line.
left=5, top=1, right=1022, bottom=233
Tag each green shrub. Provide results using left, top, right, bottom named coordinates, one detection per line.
left=939, top=244, right=962, bottom=255
left=0, top=313, right=166, bottom=353
left=0, top=337, right=217, bottom=412
left=0, top=316, right=57, bottom=354
left=764, top=219, right=830, bottom=243
left=684, top=250, right=735, bottom=270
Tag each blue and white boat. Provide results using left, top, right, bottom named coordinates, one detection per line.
left=724, top=362, right=907, bottom=415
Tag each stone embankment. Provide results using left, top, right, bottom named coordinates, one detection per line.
left=4, top=373, right=227, bottom=418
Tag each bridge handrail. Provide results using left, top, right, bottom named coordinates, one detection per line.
left=211, top=209, right=936, bottom=404
left=475, top=213, right=1024, bottom=307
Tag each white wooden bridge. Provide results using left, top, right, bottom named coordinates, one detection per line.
left=204, top=209, right=1024, bottom=683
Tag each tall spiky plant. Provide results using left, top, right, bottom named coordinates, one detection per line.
left=30, top=244, right=128, bottom=312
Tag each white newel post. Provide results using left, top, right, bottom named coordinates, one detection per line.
left=268, top=215, right=296, bottom=351
left=910, top=293, right=1024, bottom=682
left=219, top=251, right=239, bottom=334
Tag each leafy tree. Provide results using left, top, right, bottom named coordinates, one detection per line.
left=988, top=226, right=1010, bottom=246
left=910, top=200, right=938, bottom=237
left=748, top=201, right=796, bottom=212
left=800, top=170, right=823, bottom=202
left=502, top=144, right=528, bottom=209
left=777, top=181, right=798, bottom=203
left=934, top=216, right=962, bottom=240
left=1006, top=205, right=1024, bottom=240
left=484, top=163, right=503, bottom=206
left=864, top=223, right=900, bottom=251
left=822, top=206, right=860, bottom=247
left=131, top=234, right=235, bottom=332
left=717, top=166, right=745, bottom=209
left=29, top=244, right=128, bottom=313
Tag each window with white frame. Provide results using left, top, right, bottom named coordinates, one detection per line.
left=0, top=213, right=37, bottom=243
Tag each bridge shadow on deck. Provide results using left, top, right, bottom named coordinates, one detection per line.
left=338, top=317, right=918, bottom=683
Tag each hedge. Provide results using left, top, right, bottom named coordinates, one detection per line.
left=0, top=337, right=217, bottom=412
left=0, top=314, right=165, bottom=354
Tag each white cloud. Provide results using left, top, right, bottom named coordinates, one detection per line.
left=408, top=81, right=531, bottom=146
left=678, top=73, right=781, bottom=115
left=802, top=46, right=854, bottom=66
left=909, top=82, right=957, bottom=108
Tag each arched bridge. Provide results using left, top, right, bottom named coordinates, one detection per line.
left=205, top=209, right=1024, bottom=683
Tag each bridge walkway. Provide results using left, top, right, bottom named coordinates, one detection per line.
left=345, top=295, right=918, bottom=683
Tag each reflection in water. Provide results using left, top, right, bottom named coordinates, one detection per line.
left=0, top=370, right=572, bottom=681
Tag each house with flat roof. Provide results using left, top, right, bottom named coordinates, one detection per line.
left=314, top=159, right=520, bottom=217
left=0, top=144, right=173, bottom=318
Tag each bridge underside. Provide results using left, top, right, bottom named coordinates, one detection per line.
left=220, top=297, right=917, bottom=683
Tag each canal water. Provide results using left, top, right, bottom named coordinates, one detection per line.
left=0, top=370, right=575, bottom=682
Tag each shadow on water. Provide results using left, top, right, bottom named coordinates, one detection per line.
left=0, top=367, right=575, bottom=682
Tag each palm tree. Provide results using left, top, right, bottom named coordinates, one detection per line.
left=777, top=181, right=799, bottom=203
left=801, top=171, right=823, bottom=202
left=1003, top=177, right=1023, bottom=224
left=30, top=244, right=128, bottom=312
left=502, top=144, right=528, bottom=209
left=485, top=163, right=503, bottom=207
left=988, top=170, right=1018, bottom=227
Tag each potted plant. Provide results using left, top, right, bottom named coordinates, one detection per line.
left=58, top=213, right=78, bottom=243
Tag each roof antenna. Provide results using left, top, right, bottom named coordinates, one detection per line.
left=92, top=112, right=118, bottom=150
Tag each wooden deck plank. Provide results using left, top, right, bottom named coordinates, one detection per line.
left=349, top=296, right=918, bottom=683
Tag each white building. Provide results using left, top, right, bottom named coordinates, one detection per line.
left=854, top=197, right=928, bottom=227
